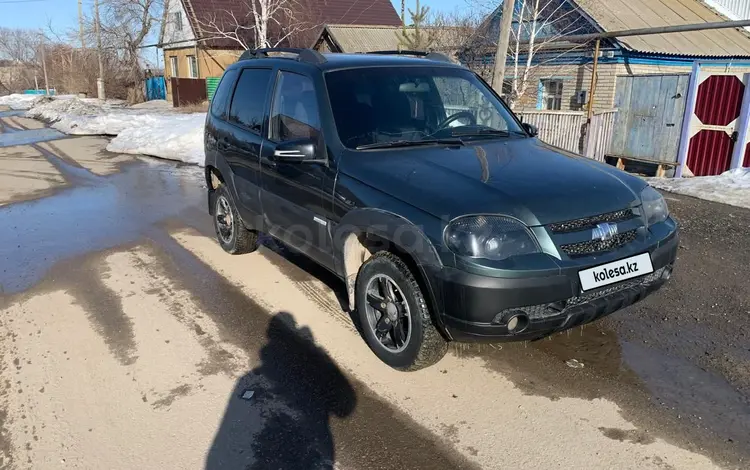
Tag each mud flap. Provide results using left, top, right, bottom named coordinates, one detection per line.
left=207, top=189, right=217, bottom=216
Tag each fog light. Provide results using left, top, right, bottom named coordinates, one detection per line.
left=506, top=312, right=529, bottom=334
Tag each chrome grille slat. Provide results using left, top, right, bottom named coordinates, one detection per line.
left=548, top=209, right=635, bottom=234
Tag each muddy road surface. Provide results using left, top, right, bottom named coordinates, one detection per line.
left=0, top=114, right=748, bottom=469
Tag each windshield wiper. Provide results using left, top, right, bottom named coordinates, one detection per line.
left=451, top=129, right=526, bottom=138
left=356, top=138, right=464, bottom=150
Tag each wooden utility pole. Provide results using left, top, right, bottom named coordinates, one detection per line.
left=40, top=34, right=50, bottom=95
left=94, top=0, right=105, bottom=99
left=491, top=0, right=516, bottom=93
left=77, top=0, right=86, bottom=49
left=586, top=39, right=600, bottom=121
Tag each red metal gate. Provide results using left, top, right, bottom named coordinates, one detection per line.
left=170, top=78, right=207, bottom=107
left=686, top=74, right=744, bottom=176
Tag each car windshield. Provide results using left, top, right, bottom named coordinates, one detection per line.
left=325, top=66, right=525, bottom=149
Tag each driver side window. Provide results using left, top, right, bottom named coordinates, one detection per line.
left=432, top=76, right=508, bottom=130
left=270, top=71, right=321, bottom=142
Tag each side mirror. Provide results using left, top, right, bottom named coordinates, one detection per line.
left=273, top=138, right=322, bottom=163
left=522, top=123, right=538, bottom=137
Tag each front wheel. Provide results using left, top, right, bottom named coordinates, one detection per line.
left=355, top=252, right=447, bottom=371
left=213, top=185, right=258, bottom=255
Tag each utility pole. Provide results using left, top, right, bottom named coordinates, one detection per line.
left=94, top=0, right=105, bottom=99
left=491, top=0, right=516, bottom=93
left=40, top=34, right=50, bottom=95
left=77, top=0, right=86, bottom=49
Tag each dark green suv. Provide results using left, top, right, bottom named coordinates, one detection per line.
left=204, top=48, right=678, bottom=371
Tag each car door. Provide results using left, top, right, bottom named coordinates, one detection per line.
left=261, top=69, right=334, bottom=268
left=224, top=67, right=274, bottom=221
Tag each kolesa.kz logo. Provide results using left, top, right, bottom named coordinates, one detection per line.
left=593, top=261, right=639, bottom=282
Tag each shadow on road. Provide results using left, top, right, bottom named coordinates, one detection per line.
left=205, top=312, right=356, bottom=470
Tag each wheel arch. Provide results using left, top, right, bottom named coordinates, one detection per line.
left=205, top=157, right=234, bottom=216
left=333, top=209, right=447, bottom=336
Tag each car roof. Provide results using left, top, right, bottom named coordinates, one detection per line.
left=318, top=53, right=463, bottom=71
left=227, top=51, right=465, bottom=74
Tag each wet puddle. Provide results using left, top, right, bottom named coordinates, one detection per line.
left=0, top=128, right=66, bottom=147
left=0, top=110, right=25, bottom=119
left=0, top=152, right=204, bottom=293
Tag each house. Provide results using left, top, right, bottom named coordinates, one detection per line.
left=312, top=24, right=468, bottom=59
left=159, top=0, right=401, bottom=102
left=467, top=0, right=750, bottom=113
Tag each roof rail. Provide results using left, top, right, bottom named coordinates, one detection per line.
left=365, top=50, right=453, bottom=63
left=238, top=48, right=327, bottom=65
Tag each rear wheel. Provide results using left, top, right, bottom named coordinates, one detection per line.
left=213, top=185, right=257, bottom=254
left=355, top=251, right=447, bottom=371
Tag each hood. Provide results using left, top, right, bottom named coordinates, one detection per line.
left=339, top=138, right=645, bottom=226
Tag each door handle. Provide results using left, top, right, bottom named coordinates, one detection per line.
left=261, top=155, right=277, bottom=169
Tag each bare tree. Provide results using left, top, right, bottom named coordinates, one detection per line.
left=97, top=0, right=162, bottom=102
left=504, top=0, right=588, bottom=108
left=0, top=28, right=42, bottom=92
left=197, top=0, right=308, bottom=50
left=426, top=8, right=482, bottom=59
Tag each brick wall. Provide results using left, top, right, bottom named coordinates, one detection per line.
left=510, top=63, right=619, bottom=113
left=506, top=61, right=750, bottom=114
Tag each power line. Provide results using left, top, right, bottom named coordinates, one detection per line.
left=0, top=0, right=51, bottom=4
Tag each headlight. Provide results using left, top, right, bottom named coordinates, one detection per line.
left=641, top=186, right=669, bottom=226
left=444, top=216, right=540, bottom=260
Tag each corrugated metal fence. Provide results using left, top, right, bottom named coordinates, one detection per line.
left=170, top=78, right=207, bottom=107
left=517, top=110, right=617, bottom=161
left=437, top=107, right=618, bottom=160
left=517, top=111, right=587, bottom=154
left=206, top=77, right=221, bottom=101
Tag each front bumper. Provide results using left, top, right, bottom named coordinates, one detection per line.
left=434, top=227, right=679, bottom=342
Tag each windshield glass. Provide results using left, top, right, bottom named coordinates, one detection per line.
left=325, top=66, right=525, bottom=149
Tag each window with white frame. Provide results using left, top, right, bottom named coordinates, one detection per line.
left=540, top=79, right=563, bottom=110
left=188, top=55, right=198, bottom=78
left=174, top=11, right=183, bottom=31
left=170, top=56, right=178, bottom=78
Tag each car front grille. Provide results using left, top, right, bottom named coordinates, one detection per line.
left=559, top=229, right=638, bottom=257
left=548, top=208, right=636, bottom=234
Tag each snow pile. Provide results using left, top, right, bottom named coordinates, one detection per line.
left=25, top=96, right=206, bottom=165
left=107, top=113, right=206, bottom=166
left=649, top=168, right=750, bottom=209
left=27, top=97, right=112, bottom=131
left=0, top=94, right=46, bottom=110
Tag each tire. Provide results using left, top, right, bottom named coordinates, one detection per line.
left=355, top=251, right=447, bottom=371
left=213, top=185, right=258, bottom=255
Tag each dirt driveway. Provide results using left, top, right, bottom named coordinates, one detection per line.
left=0, top=115, right=748, bottom=469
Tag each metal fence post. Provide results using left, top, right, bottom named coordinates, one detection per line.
left=675, top=61, right=701, bottom=178
left=729, top=73, right=750, bottom=169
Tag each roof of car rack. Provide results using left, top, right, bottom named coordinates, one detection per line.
left=234, top=48, right=463, bottom=70
left=365, top=50, right=454, bottom=63
left=237, top=48, right=328, bottom=65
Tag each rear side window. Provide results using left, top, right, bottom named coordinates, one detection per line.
left=229, top=68, right=273, bottom=133
left=210, top=69, right=239, bottom=120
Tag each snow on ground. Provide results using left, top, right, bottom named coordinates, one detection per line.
left=107, top=113, right=205, bottom=166
left=0, top=94, right=45, bottom=110
left=649, top=168, right=750, bottom=209
left=23, top=96, right=206, bottom=166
